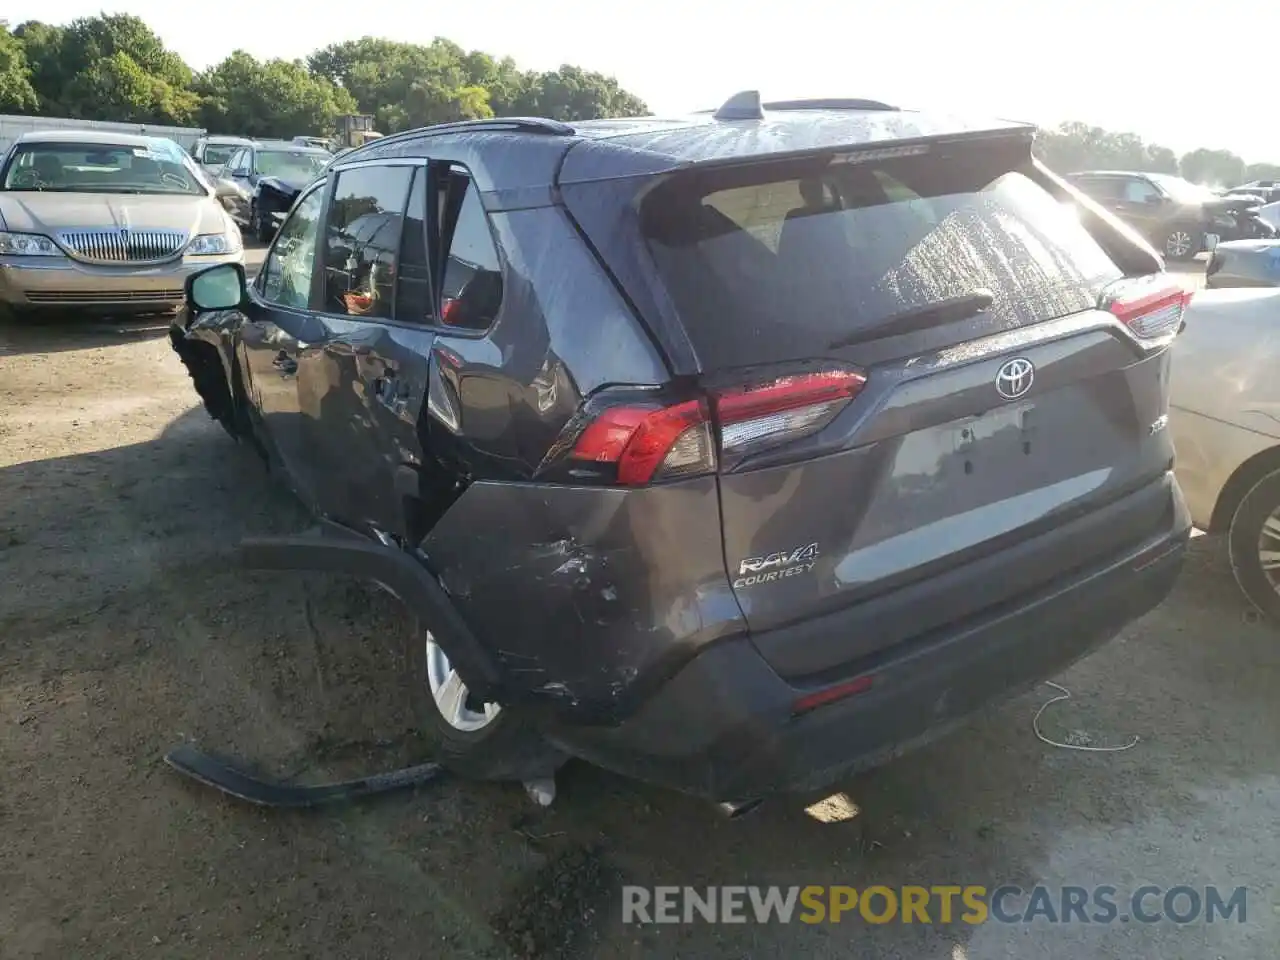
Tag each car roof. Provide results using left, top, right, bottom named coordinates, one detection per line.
left=342, top=96, right=1036, bottom=196
left=1067, top=170, right=1158, bottom=178
left=565, top=109, right=1031, bottom=164
left=253, top=141, right=330, bottom=154
left=200, top=136, right=255, bottom=145
left=15, top=129, right=163, bottom=147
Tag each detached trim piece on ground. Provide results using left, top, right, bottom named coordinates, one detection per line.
left=163, top=742, right=448, bottom=807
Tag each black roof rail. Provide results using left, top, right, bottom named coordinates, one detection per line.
left=763, top=98, right=898, bottom=112
left=713, top=90, right=765, bottom=121
left=419, top=117, right=575, bottom=137
left=335, top=116, right=574, bottom=161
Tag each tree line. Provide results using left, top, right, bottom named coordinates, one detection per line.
left=0, top=14, right=648, bottom=139
left=1034, top=121, right=1279, bottom=188
left=1, top=14, right=1275, bottom=186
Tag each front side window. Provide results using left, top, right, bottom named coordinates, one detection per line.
left=1, top=142, right=204, bottom=195
left=259, top=186, right=324, bottom=309
left=322, top=165, right=413, bottom=318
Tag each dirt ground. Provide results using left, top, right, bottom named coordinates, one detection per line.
left=2, top=253, right=1277, bottom=959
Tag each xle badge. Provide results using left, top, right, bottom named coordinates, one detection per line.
left=734, top=542, right=820, bottom=588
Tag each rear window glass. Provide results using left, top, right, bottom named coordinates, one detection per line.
left=641, top=146, right=1122, bottom=367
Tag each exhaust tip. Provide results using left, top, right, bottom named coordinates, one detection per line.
left=716, top=798, right=764, bottom=819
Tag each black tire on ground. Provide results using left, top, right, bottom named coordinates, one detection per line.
left=1163, top=225, right=1203, bottom=261
left=403, top=627, right=564, bottom=782
left=1227, top=467, right=1280, bottom=623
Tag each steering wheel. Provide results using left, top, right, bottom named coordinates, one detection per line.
left=160, top=171, right=188, bottom=188
left=10, top=169, right=45, bottom=189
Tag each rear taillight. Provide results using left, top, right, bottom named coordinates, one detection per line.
left=564, top=369, right=866, bottom=486
left=1101, top=276, right=1192, bottom=340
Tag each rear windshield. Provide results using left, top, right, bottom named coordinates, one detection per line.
left=640, top=144, right=1122, bottom=367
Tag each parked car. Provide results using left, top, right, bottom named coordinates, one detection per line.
left=170, top=93, right=1189, bottom=806
left=0, top=130, right=243, bottom=317
left=1225, top=181, right=1280, bottom=205
left=219, top=142, right=331, bottom=242
left=1170, top=287, right=1280, bottom=618
left=292, top=136, right=333, bottom=151
left=1064, top=170, right=1277, bottom=260
left=1205, top=238, right=1280, bottom=288
left=190, top=136, right=256, bottom=178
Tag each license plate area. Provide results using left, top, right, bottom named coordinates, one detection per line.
left=952, top=402, right=1034, bottom=472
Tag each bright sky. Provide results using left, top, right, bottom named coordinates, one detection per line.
left=11, top=0, right=1278, bottom=162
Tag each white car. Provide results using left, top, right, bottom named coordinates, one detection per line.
left=1171, top=287, right=1280, bottom=617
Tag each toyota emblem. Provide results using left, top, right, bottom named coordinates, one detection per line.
left=995, top=357, right=1035, bottom=401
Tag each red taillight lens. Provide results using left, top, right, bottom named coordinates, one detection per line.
left=567, top=369, right=866, bottom=486
left=1101, top=276, right=1191, bottom=340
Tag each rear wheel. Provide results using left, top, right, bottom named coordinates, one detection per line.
left=1163, top=226, right=1202, bottom=261
left=1227, top=468, right=1280, bottom=622
left=406, top=628, right=562, bottom=781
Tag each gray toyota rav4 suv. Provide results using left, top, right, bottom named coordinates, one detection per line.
left=172, top=91, right=1191, bottom=807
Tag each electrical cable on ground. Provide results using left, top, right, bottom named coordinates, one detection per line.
left=1033, top=681, right=1140, bottom=752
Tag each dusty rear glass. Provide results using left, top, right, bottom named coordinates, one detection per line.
left=640, top=142, right=1123, bottom=368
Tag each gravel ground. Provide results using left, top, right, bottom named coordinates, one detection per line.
left=1, top=254, right=1276, bottom=960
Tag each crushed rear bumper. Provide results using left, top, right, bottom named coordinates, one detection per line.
left=544, top=474, right=1190, bottom=802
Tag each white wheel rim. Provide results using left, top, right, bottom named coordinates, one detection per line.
left=1257, top=510, right=1280, bottom=594
left=425, top=632, right=501, bottom=732
left=1167, top=231, right=1193, bottom=257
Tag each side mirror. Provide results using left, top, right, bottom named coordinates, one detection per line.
left=214, top=178, right=241, bottom=199
left=188, top=262, right=247, bottom=312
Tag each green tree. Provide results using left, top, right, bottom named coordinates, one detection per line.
left=1179, top=148, right=1245, bottom=188
left=12, top=14, right=196, bottom=124
left=308, top=36, right=646, bottom=131
left=0, top=22, right=39, bottom=113
left=1244, top=163, right=1280, bottom=184
left=195, top=51, right=356, bottom=139
left=61, top=50, right=199, bottom=124
left=503, top=65, right=647, bottom=120
left=11, top=20, right=67, bottom=112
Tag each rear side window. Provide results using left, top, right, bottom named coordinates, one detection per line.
left=322, top=165, right=413, bottom=318
left=438, top=168, right=503, bottom=332
left=642, top=145, right=1123, bottom=368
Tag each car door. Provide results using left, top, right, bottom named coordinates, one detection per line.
left=237, top=182, right=329, bottom=508
left=1114, top=175, right=1166, bottom=238
left=297, top=159, right=432, bottom=539
left=223, top=148, right=253, bottom=223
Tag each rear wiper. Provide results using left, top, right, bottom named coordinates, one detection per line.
left=826, top=290, right=995, bottom=349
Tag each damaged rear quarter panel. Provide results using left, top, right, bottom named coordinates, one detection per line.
left=419, top=477, right=745, bottom=721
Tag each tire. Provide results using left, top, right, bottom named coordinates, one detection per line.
left=404, top=626, right=563, bottom=782
left=1227, top=467, right=1280, bottom=622
left=1163, top=225, right=1202, bottom=261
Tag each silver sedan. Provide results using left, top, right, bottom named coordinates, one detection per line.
left=1171, top=286, right=1280, bottom=618
left=0, top=129, right=244, bottom=316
